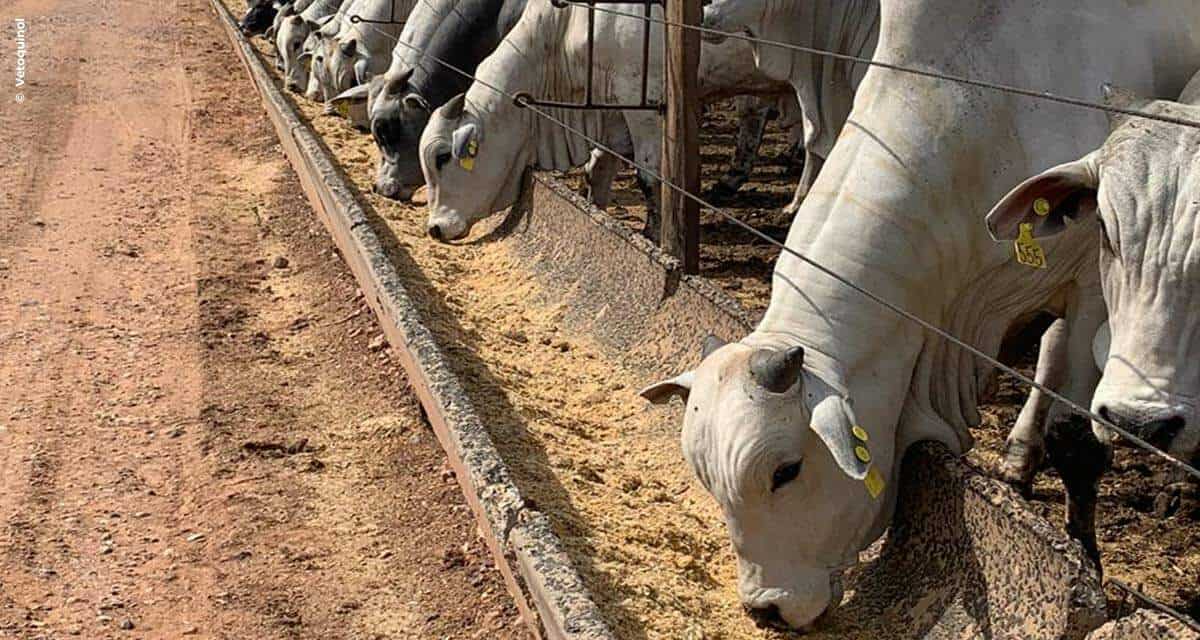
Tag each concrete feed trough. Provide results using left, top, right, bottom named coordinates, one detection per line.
left=502, top=178, right=1107, bottom=639
left=214, top=2, right=1119, bottom=635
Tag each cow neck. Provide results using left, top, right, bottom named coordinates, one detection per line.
left=473, top=0, right=608, bottom=173
left=411, top=0, right=511, bottom=106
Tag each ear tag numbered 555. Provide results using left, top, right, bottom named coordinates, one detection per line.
left=1015, top=223, right=1047, bottom=269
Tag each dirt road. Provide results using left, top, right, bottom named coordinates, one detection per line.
left=0, top=1, right=524, bottom=638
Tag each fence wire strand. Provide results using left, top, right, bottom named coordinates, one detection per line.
left=556, top=0, right=1200, bottom=132
left=332, top=6, right=1200, bottom=483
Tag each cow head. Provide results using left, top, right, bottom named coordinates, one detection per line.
left=240, top=0, right=278, bottom=37
left=987, top=83, right=1200, bottom=459
left=642, top=338, right=892, bottom=631
left=367, top=68, right=430, bottom=200
left=420, top=93, right=533, bottom=241
left=276, top=12, right=313, bottom=93
left=323, top=37, right=366, bottom=101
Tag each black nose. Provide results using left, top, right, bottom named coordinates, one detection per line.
left=1137, top=417, right=1186, bottom=449
left=745, top=604, right=786, bottom=630
left=427, top=224, right=443, bottom=241
left=1098, top=407, right=1186, bottom=449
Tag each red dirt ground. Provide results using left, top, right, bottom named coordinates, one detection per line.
left=0, top=1, right=525, bottom=637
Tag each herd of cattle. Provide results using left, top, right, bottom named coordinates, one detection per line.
left=237, top=0, right=1200, bottom=632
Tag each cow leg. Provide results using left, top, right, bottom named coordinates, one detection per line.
left=1002, top=318, right=1068, bottom=493
left=783, top=152, right=824, bottom=216
left=1045, top=415, right=1110, bottom=568
left=584, top=150, right=621, bottom=210
left=710, top=96, right=771, bottom=201
left=783, top=126, right=805, bottom=176
left=1036, top=283, right=1107, bottom=565
left=623, top=110, right=662, bottom=242
left=583, top=112, right=634, bottom=210
left=1151, top=439, right=1200, bottom=518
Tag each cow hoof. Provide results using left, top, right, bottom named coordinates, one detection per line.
left=706, top=180, right=740, bottom=203
left=1152, top=482, right=1198, bottom=519
left=1000, top=440, right=1043, bottom=497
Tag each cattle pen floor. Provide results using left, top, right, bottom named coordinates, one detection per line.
left=227, top=1, right=1199, bottom=636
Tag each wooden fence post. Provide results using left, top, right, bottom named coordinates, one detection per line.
left=661, top=0, right=701, bottom=274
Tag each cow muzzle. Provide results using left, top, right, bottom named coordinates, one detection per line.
left=1097, top=404, right=1188, bottom=450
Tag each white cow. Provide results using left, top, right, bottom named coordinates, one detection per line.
left=702, top=0, right=879, bottom=215
left=275, top=0, right=346, bottom=93
left=641, top=0, right=1200, bottom=631
left=317, top=0, right=414, bottom=103
left=417, top=0, right=832, bottom=242
left=987, top=74, right=1200, bottom=513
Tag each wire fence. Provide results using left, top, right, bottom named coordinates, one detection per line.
left=341, top=8, right=1200, bottom=482
left=267, top=0, right=1200, bottom=625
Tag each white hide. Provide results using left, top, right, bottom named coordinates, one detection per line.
left=419, top=0, right=791, bottom=241
left=648, top=0, right=1200, bottom=630
left=320, top=0, right=414, bottom=101
left=988, top=74, right=1200, bottom=463
left=703, top=0, right=880, bottom=210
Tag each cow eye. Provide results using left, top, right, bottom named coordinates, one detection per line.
left=435, top=151, right=452, bottom=171
left=771, top=461, right=802, bottom=492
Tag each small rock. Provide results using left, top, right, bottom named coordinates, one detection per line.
left=181, top=626, right=199, bottom=635
left=185, top=533, right=205, bottom=543
left=368, top=334, right=387, bottom=352
left=502, top=329, right=528, bottom=344
left=119, top=619, right=134, bottom=630
left=272, top=256, right=289, bottom=269
left=553, top=340, right=571, bottom=352
left=411, top=185, right=430, bottom=206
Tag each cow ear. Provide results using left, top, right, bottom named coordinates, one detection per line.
left=443, top=93, right=467, bottom=120
left=279, top=4, right=294, bottom=17
left=404, top=93, right=430, bottom=112
left=810, top=396, right=870, bottom=481
left=354, top=60, right=370, bottom=85
left=1092, top=321, right=1111, bottom=371
left=339, top=37, right=357, bottom=58
left=332, top=83, right=370, bottom=106
left=985, top=153, right=1100, bottom=241
left=639, top=371, right=695, bottom=405
left=452, top=123, right=479, bottom=159
left=385, top=67, right=413, bottom=96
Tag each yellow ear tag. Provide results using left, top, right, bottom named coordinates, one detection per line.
left=335, top=101, right=350, bottom=118
left=1014, top=223, right=1047, bottom=269
left=1033, top=197, right=1051, bottom=217
left=864, top=466, right=885, bottom=499
left=459, top=139, right=478, bottom=171
left=851, top=425, right=869, bottom=442
left=854, top=446, right=871, bottom=464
